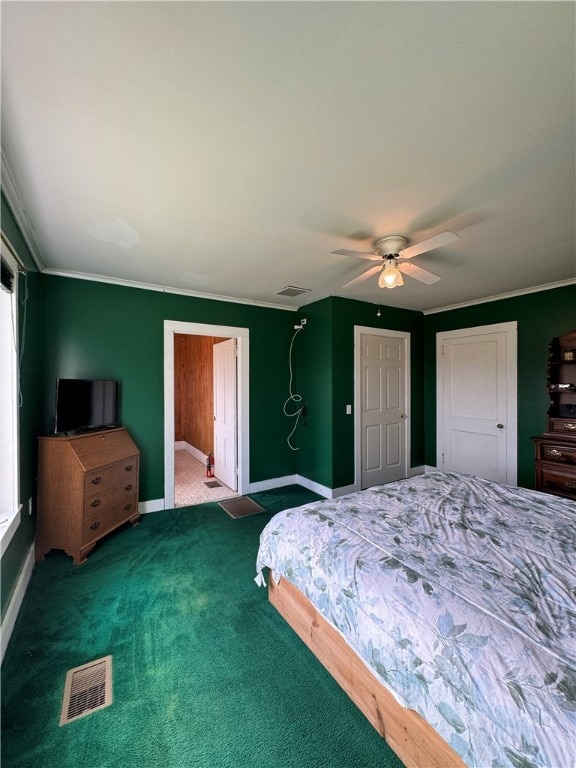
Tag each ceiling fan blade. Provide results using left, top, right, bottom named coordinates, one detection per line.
left=399, top=230, right=458, bottom=259
left=343, top=264, right=382, bottom=288
left=331, top=248, right=380, bottom=261
left=398, top=261, right=441, bottom=285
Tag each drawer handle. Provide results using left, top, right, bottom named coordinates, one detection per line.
left=124, top=503, right=132, bottom=511
left=124, top=464, right=133, bottom=472
left=564, top=481, right=576, bottom=489
left=545, top=448, right=563, bottom=458
left=562, top=423, right=576, bottom=431
left=90, top=499, right=101, bottom=508
left=90, top=521, right=101, bottom=530
left=91, top=476, right=102, bottom=485
left=125, top=484, right=133, bottom=491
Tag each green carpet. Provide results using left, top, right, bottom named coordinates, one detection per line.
left=1, top=485, right=405, bottom=768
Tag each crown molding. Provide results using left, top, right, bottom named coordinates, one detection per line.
left=1, top=150, right=45, bottom=272
left=423, top=278, right=576, bottom=315
left=41, top=267, right=298, bottom=312
left=36, top=266, right=576, bottom=315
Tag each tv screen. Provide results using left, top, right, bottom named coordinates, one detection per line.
left=54, top=379, right=118, bottom=434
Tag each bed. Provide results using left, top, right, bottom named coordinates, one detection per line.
left=255, top=471, right=576, bottom=768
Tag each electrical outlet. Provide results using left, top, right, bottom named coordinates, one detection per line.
left=28, top=497, right=33, bottom=516
left=346, top=404, right=352, bottom=415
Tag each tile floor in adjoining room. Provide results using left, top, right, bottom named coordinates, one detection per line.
left=174, top=449, right=239, bottom=507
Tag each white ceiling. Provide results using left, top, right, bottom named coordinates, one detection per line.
left=1, top=1, right=575, bottom=313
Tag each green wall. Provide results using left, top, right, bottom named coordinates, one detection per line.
left=295, top=296, right=424, bottom=489
left=38, top=283, right=426, bottom=500
left=40, top=276, right=301, bottom=500
left=289, top=298, right=335, bottom=488
left=423, top=284, right=576, bottom=489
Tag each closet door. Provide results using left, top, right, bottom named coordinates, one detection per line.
left=437, top=323, right=517, bottom=484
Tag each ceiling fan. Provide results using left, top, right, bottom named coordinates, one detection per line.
left=332, top=230, right=459, bottom=289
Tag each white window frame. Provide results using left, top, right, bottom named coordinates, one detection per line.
left=0, top=234, right=22, bottom=555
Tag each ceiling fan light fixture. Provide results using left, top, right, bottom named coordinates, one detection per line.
left=378, top=258, right=404, bottom=289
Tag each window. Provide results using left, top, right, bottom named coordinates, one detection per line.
left=0, top=234, right=23, bottom=554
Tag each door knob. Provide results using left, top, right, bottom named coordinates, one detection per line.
left=497, top=424, right=504, bottom=429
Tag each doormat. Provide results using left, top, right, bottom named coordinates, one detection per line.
left=204, top=480, right=222, bottom=488
left=219, top=496, right=265, bottom=519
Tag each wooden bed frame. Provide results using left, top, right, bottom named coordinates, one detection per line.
left=269, top=573, right=466, bottom=768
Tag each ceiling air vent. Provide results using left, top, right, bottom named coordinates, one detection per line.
left=275, top=286, right=311, bottom=297
left=60, top=656, right=113, bottom=725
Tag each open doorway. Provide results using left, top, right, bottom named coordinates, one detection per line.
left=164, top=321, right=250, bottom=510
left=173, top=333, right=237, bottom=506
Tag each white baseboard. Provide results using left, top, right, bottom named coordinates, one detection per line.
left=409, top=465, right=433, bottom=476
left=141, top=465, right=438, bottom=513
left=296, top=474, right=336, bottom=499
left=249, top=474, right=298, bottom=494
left=138, top=498, right=165, bottom=515
left=1, top=542, right=35, bottom=665
left=249, top=474, right=346, bottom=500
left=175, top=441, right=206, bottom=465
left=328, top=483, right=358, bottom=498
left=297, top=466, right=433, bottom=499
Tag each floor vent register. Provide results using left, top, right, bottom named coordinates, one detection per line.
left=60, top=656, right=113, bottom=725
left=219, top=496, right=265, bottom=519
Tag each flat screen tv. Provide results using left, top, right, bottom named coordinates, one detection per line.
left=54, top=379, right=119, bottom=434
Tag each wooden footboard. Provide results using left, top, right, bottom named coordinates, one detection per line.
left=269, top=573, right=466, bottom=768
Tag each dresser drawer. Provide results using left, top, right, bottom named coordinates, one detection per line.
left=537, top=465, right=576, bottom=500
left=83, top=496, right=139, bottom=543
left=84, top=456, right=139, bottom=493
left=538, top=443, right=576, bottom=465
left=83, top=477, right=138, bottom=518
left=548, top=418, right=576, bottom=435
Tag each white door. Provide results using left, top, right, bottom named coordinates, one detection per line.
left=437, top=323, right=517, bottom=484
left=360, top=332, right=408, bottom=489
left=213, top=338, right=237, bottom=491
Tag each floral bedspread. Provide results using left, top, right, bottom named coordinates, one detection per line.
left=256, top=471, right=576, bottom=768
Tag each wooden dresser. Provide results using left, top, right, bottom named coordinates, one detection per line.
left=36, top=428, right=140, bottom=564
left=532, top=330, right=576, bottom=501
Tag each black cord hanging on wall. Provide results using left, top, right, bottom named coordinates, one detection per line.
left=283, top=321, right=306, bottom=450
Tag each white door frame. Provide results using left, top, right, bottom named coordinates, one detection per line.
left=354, top=326, right=411, bottom=491
left=163, top=320, right=249, bottom=509
left=436, top=321, right=517, bottom=484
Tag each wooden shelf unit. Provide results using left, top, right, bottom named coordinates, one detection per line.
left=532, top=330, right=576, bottom=501
left=36, top=427, right=140, bottom=564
